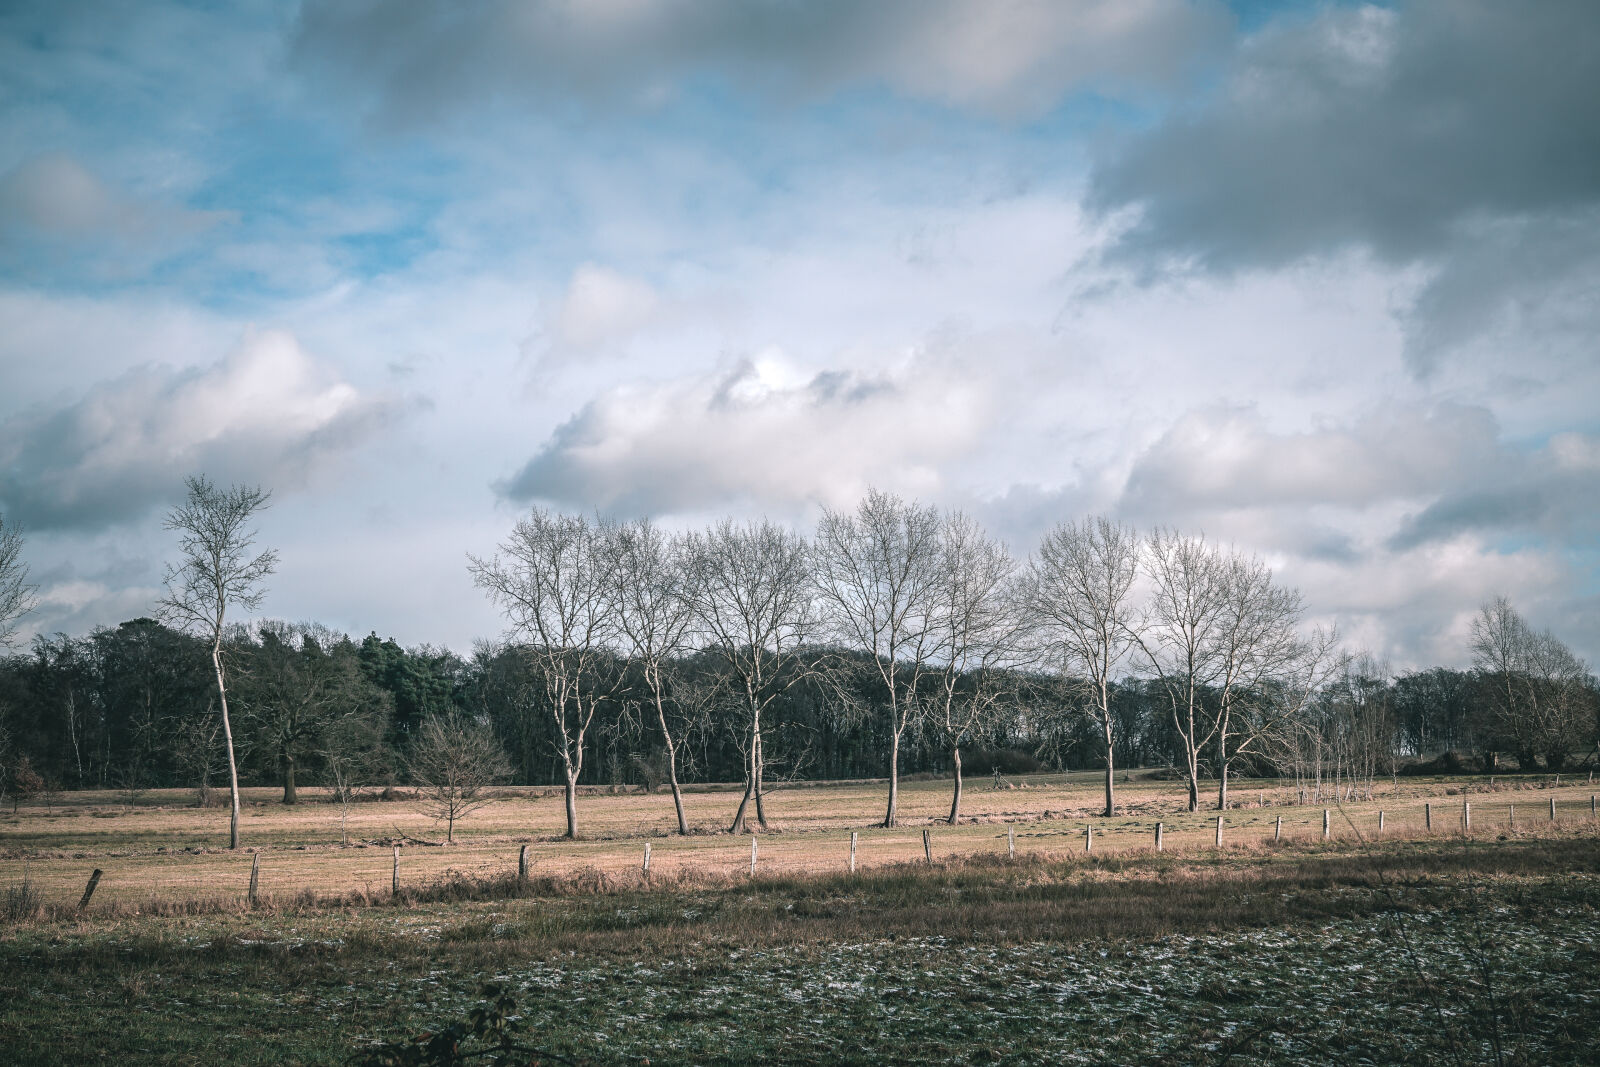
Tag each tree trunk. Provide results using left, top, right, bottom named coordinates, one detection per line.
left=883, top=728, right=901, bottom=828
left=729, top=779, right=753, bottom=834
left=563, top=769, right=579, bottom=839
left=1186, top=749, right=1201, bottom=812
left=752, top=721, right=768, bottom=829
left=947, top=745, right=963, bottom=825
left=1217, top=757, right=1230, bottom=811
left=655, top=688, right=689, bottom=835
left=282, top=752, right=297, bottom=805
left=1103, top=715, right=1116, bottom=818
left=212, top=643, right=241, bottom=850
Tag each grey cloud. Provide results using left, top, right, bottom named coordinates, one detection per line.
left=1090, top=2, right=1600, bottom=268
left=1117, top=403, right=1600, bottom=554
left=1388, top=470, right=1600, bottom=551
left=1087, top=1, right=1600, bottom=369
left=0, top=154, right=231, bottom=269
left=0, top=331, right=405, bottom=531
left=291, top=0, right=1231, bottom=121
left=1120, top=403, right=1508, bottom=516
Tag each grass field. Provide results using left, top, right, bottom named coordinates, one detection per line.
left=4, top=771, right=1599, bottom=1064
left=4, top=769, right=1598, bottom=909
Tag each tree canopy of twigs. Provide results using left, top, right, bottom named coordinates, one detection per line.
left=157, top=475, right=277, bottom=849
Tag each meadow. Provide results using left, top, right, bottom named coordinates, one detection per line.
left=3, top=771, right=1599, bottom=1064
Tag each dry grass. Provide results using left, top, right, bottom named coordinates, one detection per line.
left=2, top=769, right=1596, bottom=912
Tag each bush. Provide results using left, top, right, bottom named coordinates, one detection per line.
left=2, top=874, right=43, bottom=923
left=960, top=747, right=1043, bottom=776
left=1400, top=751, right=1480, bottom=776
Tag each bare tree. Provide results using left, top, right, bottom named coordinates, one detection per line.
left=469, top=508, right=622, bottom=839
left=1027, top=517, right=1141, bottom=817
left=407, top=711, right=511, bottom=844
left=1472, top=597, right=1595, bottom=771
left=319, top=711, right=391, bottom=844
left=0, top=513, right=36, bottom=649
left=814, top=490, right=944, bottom=827
left=608, top=517, right=697, bottom=834
left=927, top=511, right=1026, bottom=824
left=684, top=518, right=822, bottom=834
left=1208, top=552, right=1316, bottom=810
left=1133, top=528, right=1227, bottom=812
left=158, top=476, right=277, bottom=849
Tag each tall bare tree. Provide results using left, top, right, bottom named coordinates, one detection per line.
left=814, top=490, right=944, bottom=827
left=1027, top=517, right=1142, bottom=817
left=158, top=476, right=277, bottom=849
left=470, top=508, right=621, bottom=839
left=0, top=512, right=36, bottom=649
left=927, top=511, right=1025, bottom=824
left=684, top=518, right=821, bottom=834
left=1208, top=552, right=1318, bottom=810
left=1135, top=528, right=1227, bottom=812
left=608, top=517, right=697, bottom=834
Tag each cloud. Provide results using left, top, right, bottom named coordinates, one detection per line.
left=1086, top=0, right=1600, bottom=369
left=547, top=263, right=663, bottom=357
left=1114, top=402, right=1600, bottom=558
left=0, top=330, right=404, bottom=531
left=498, top=347, right=990, bottom=515
left=292, top=0, right=1232, bottom=120
left=1121, top=404, right=1505, bottom=513
left=0, top=153, right=231, bottom=268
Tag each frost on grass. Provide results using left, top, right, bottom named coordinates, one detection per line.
left=349, top=905, right=1597, bottom=1065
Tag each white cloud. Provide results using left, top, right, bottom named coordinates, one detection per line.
left=550, top=263, right=663, bottom=354
left=500, top=346, right=991, bottom=515
left=0, top=329, right=405, bottom=530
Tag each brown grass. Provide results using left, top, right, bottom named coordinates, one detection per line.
left=2, top=769, right=1595, bottom=915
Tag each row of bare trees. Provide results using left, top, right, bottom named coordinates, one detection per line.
left=464, top=491, right=1348, bottom=838
left=3, top=486, right=1592, bottom=849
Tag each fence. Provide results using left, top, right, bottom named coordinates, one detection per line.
left=38, top=790, right=1600, bottom=914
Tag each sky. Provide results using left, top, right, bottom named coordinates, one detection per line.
left=1, top=0, right=1597, bottom=668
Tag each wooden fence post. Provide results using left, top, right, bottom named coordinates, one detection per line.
left=1550, top=796, right=1556, bottom=822
left=1592, top=794, right=1596, bottom=818
left=850, top=831, right=858, bottom=873
left=248, top=852, right=260, bottom=906
left=923, top=828, right=933, bottom=864
left=518, top=844, right=529, bottom=885
left=392, top=846, right=400, bottom=896
left=1378, top=810, right=1385, bottom=833
left=1085, top=825, right=1092, bottom=852
left=1463, top=801, right=1471, bottom=832
left=1155, top=822, right=1164, bottom=852
left=1274, top=815, right=1282, bottom=841
left=1008, top=825, right=1015, bottom=859
left=78, top=869, right=103, bottom=911
left=642, top=842, right=652, bottom=876
left=750, top=836, right=758, bottom=876
left=1323, top=808, right=1330, bottom=840
left=1215, top=815, right=1223, bottom=847
left=1509, top=804, right=1515, bottom=829
left=1425, top=802, right=1432, bottom=831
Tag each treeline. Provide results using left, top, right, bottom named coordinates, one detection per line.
left=0, top=490, right=1595, bottom=840
left=0, top=621, right=1592, bottom=803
